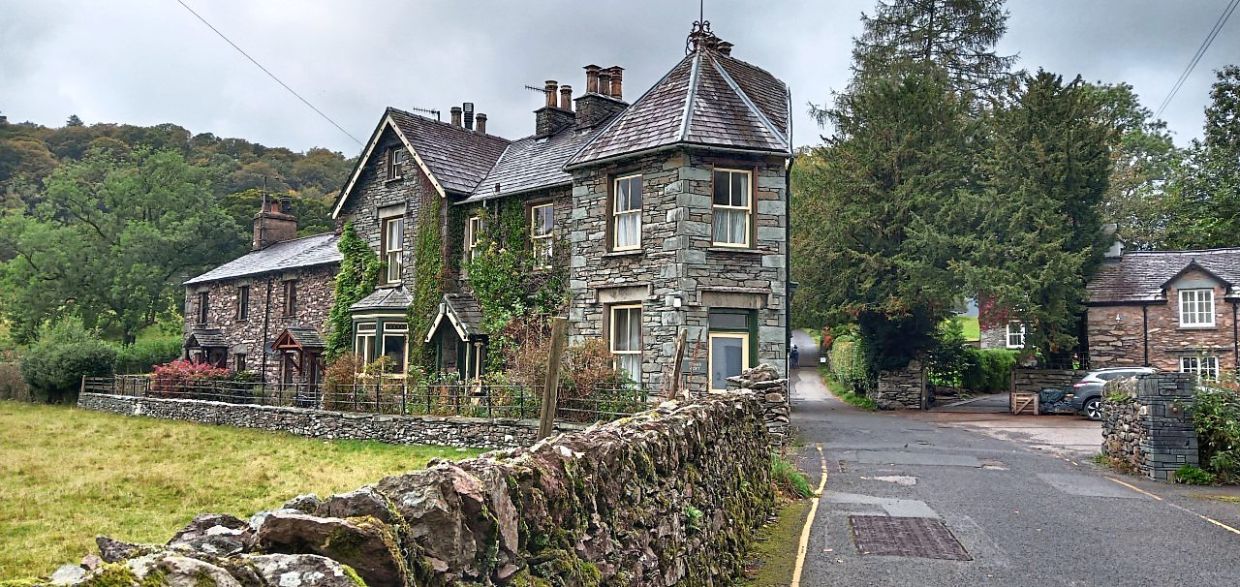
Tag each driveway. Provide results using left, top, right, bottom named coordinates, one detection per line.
left=787, top=342, right=1240, bottom=586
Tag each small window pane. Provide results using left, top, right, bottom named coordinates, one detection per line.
left=383, top=335, right=406, bottom=373
left=731, top=172, right=747, bottom=206
left=709, top=309, right=749, bottom=330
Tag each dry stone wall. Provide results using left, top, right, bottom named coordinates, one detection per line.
left=1101, top=373, right=1200, bottom=481
left=77, top=393, right=542, bottom=449
left=727, top=363, right=790, bottom=449
left=871, top=361, right=926, bottom=410
left=52, top=392, right=776, bottom=587
left=1010, top=368, right=1088, bottom=395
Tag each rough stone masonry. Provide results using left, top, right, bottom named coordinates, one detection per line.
left=1101, top=373, right=1200, bottom=481
left=45, top=391, right=776, bottom=587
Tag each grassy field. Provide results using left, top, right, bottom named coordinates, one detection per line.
left=0, top=401, right=482, bottom=579
left=955, top=315, right=980, bottom=342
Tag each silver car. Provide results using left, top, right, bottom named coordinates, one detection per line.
left=1069, top=367, right=1158, bottom=420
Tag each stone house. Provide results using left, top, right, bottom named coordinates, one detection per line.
left=182, top=198, right=340, bottom=385
left=186, top=23, right=792, bottom=392
left=1085, top=246, right=1240, bottom=378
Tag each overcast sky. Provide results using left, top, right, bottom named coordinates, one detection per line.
left=2, top=0, right=1237, bottom=156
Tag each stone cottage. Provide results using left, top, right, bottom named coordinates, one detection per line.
left=182, top=197, right=340, bottom=385
left=1085, top=245, right=1240, bottom=377
left=186, top=23, right=792, bottom=392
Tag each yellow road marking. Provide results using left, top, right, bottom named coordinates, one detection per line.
left=791, top=444, right=828, bottom=587
left=1107, top=477, right=1163, bottom=501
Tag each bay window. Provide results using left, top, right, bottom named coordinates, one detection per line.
left=355, top=323, right=377, bottom=370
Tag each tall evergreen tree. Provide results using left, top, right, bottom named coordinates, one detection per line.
left=1165, top=66, right=1240, bottom=248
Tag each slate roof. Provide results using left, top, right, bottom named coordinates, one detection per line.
left=566, top=47, right=791, bottom=168
left=425, top=293, right=487, bottom=341
left=185, top=329, right=228, bottom=348
left=184, top=233, right=341, bottom=285
left=387, top=108, right=510, bottom=194
left=276, top=327, right=326, bottom=349
left=462, top=127, right=602, bottom=203
left=1088, top=248, right=1240, bottom=303
left=349, top=286, right=412, bottom=313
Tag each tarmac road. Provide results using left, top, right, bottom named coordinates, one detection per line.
left=788, top=330, right=1240, bottom=587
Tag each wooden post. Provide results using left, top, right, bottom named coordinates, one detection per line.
left=537, top=317, right=568, bottom=440
left=670, top=329, right=687, bottom=399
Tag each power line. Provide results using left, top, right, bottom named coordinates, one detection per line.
left=1155, top=0, right=1240, bottom=119
left=173, top=0, right=363, bottom=145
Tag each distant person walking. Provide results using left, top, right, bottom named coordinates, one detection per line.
left=789, top=344, right=800, bottom=368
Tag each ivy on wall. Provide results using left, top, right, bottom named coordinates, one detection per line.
left=407, top=187, right=444, bottom=366
left=325, top=222, right=380, bottom=358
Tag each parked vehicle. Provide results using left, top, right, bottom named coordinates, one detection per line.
left=1069, top=367, right=1158, bottom=420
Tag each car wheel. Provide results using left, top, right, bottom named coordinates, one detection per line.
left=1083, top=398, right=1103, bottom=421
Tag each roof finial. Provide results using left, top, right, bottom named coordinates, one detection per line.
left=685, top=2, right=717, bottom=55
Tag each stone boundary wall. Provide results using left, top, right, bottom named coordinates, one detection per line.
left=1010, top=368, right=1088, bottom=395
left=77, top=393, right=545, bottom=450
left=872, top=361, right=926, bottom=410
left=50, top=392, right=775, bottom=587
left=727, top=363, right=790, bottom=450
left=1101, top=373, right=1199, bottom=481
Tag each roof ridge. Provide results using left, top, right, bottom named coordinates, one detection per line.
left=707, top=54, right=788, bottom=147
left=677, top=51, right=703, bottom=142
left=1124, top=247, right=1240, bottom=255
left=386, top=106, right=511, bottom=145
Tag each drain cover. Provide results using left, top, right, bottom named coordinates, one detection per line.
left=849, top=516, right=971, bottom=560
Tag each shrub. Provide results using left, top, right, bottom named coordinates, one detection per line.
left=1174, top=464, right=1216, bottom=486
left=113, top=336, right=182, bottom=374
left=771, top=456, right=813, bottom=498
left=1193, top=387, right=1240, bottom=483
left=829, top=335, right=870, bottom=393
left=21, top=319, right=117, bottom=404
left=961, top=348, right=1017, bottom=393
left=926, top=319, right=970, bottom=388
left=150, top=360, right=231, bottom=398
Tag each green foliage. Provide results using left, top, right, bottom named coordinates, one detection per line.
left=820, top=363, right=878, bottom=410
left=1174, top=465, right=1215, bottom=486
left=113, top=335, right=182, bottom=374
left=771, top=456, right=813, bottom=498
left=326, top=222, right=380, bottom=358
left=20, top=319, right=116, bottom=403
left=407, top=192, right=443, bottom=365
left=960, top=348, right=1017, bottom=393
left=827, top=335, right=870, bottom=393
left=926, top=318, right=970, bottom=387
left=1193, top=387, right=1240, bottom=483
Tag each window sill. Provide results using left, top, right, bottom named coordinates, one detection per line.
left=1177, top=324, right=1218, bottom=330
left=385, top=177, right=404, bottom=184
left=707, top=246, right=762, bottom=255
left=604, top=250, right=643, bottom=259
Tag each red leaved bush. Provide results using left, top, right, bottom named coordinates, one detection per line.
left=151, top=360, right=230, bottom=397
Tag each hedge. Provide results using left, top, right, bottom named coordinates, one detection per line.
left=961, top=348, right=1017, bottom=393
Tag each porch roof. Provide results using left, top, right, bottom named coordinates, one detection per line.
left=424, top=293, right=486, bottom=342
left=273, top=327, right=326, bottom=350
left=185, top=329, right=228, bottom=348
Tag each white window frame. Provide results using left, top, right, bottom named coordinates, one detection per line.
left=386, top=147, right=405, bottom=180
left=466, top=215, right=484, bottom=263
left=1179, top=288, right=1215, bottom=327
left=609, top=304, right=642, bottom=384
left=355, top=322, right=377, bottom=371
left=1005, top=321, right=1026, bottom=349
left=1180, top=355, right=1220, bottom=381
left=708, top=331, right=750, bottom=392
left=712, top=168, right=752, bottom=248
left=382, top=216, right=404, bottom=284
left=612, top=174, right=642, bottom=251
left=530, top=203, right=554, bottom=269
left=381, top=322, right=408, bottom=376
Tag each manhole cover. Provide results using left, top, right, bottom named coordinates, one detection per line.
left=849, top=516, right=971, bottom=560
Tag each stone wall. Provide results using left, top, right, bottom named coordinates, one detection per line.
left=1010, top=367, right=1088, bottom=395
left=567, top=149, right=788, bottom=392
left=55, top=392, right=775, bottom=587
left=872, top=361, right=926, bottom=410
left=77, top=393, right=542, bottom=450
left=1101, top=373, right=1199, bottom=481
left=727, top=363, right=790, bottom=450
left=183, top=264, right=337, bottom=383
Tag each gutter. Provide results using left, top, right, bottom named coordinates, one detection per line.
left=1233, top=300, right=1238, bottom=369
left=785, top=154, right=795, bottom=376
left=563, top=142, right=790, bottom=172
left=1142, top=304, right=1149, bottom=367
left=261, top=277, right=273, bottom=386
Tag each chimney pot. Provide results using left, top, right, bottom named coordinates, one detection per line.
left=450, top=106, right=463, bottom=127
left=544, top=80, right=558, bottom=108
left=475, top=113, right=487, bottom=134
left=584, top=65, right=601, bottom=94
left=606, top=66, right=624, bottom=100
left=463, top=102, right=475, bottom=130
left=597, top=71, right=612, bottom=97
left=559, top=85, right=573, bottom=111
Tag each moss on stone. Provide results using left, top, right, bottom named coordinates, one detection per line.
left=0, top=578, right=46, bottom=587
left=80, top=563, right=139, bottom=587
left=340, top=564, right=368, bottom=587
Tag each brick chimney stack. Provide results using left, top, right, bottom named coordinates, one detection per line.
left=252, top=196, right=297, bottom=250
left=450, top=106, right=463, bottom=127
left=534, top=79, right=575, bottom=137
left=475, top=113, right=487, bottom=134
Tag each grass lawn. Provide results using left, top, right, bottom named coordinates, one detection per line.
left=0, top=401, right=482, bottom=579
left=955, top=315, right=980, bottom=342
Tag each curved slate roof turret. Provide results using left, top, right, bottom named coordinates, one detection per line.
left=565, top=46, right=792, bottom=169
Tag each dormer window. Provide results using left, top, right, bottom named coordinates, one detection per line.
left=386, top=147, right=406, bottom=180
left=1179, top=288, right=1215, bottom=327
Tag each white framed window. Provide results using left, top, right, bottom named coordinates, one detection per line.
left=465, top=215, right=484, bottom=263
left=610, top=304, right=642, bottom=384
left=1005, top=321, right=1026, bottom=349
left=386, top=147, right=406, bottom=180
left=531, top=203, right=554, bottom=268
left=382, top=216, right=404, bottom=284
left=708, top=332, right=749, bottom=392
left=612, top=174, right=642, bottom=251
left=381, top=322, right=408, bottom=374
left=355, top=322, right=377, bottom=371
left=712, top=168, right=752, bottom=247
left=1179, top=289, right=1215, bottom=327
left=1180, top=355, right=1220, bottom=380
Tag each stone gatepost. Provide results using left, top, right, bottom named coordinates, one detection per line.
left=871, top=360, right=927, bottom=410
left=727, top=363, right=790, bottom=451
left=1101, top=373, right=1199, bottom=481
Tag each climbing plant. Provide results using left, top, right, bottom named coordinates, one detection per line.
left=407, top=187, right=444, bottom=366
left=325, top=222, right=380, bottom=358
